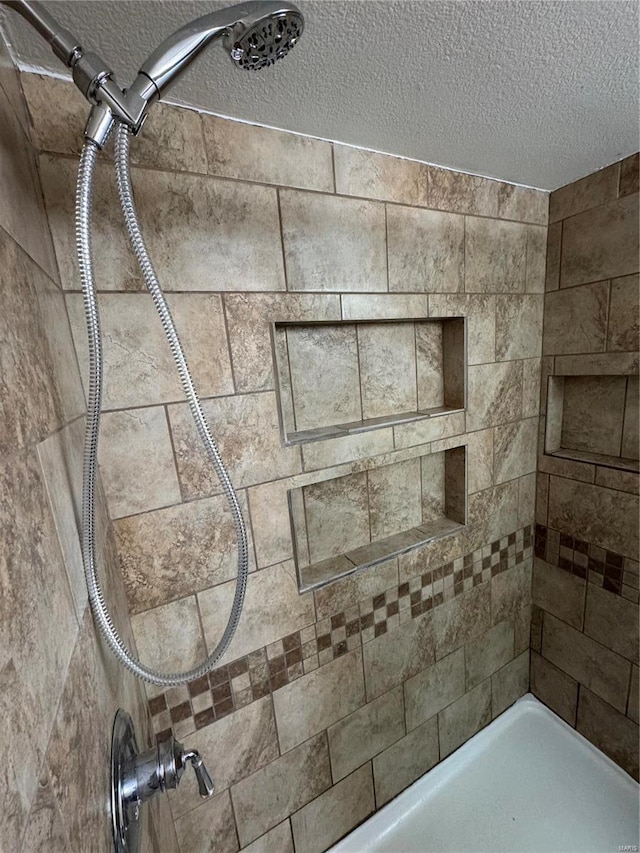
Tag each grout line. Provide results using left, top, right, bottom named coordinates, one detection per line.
left=384, top=204, right=390, bottom=292
left=164, top=403, right=185, bottom=504
left=220, top=295, right=238, bottom=395
left=275, top=187, right=290, bottom=292
left=330, top=143, right=337, bottom=194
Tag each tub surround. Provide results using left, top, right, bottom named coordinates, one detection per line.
left=0, top=40, right=177, bottom=853
left=533, top=156, right=639, bottom=781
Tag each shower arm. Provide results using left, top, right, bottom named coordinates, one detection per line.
left=2, top=0, right=297, bottom=146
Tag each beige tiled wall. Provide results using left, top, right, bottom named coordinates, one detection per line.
left=533, top=155, right=639, bottom=781
left=22, top=70, right=549, bottom=851
left=0, top=41, right=176, bottom=853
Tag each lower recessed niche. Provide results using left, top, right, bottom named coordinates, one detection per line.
left=545, top=374, right=639, bottom=472
left=290, top=445, right=467, bottom=592
left=273, top=317, right=465, bottom=445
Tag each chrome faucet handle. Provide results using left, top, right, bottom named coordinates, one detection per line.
left=181, top=749, right=215, bottom=798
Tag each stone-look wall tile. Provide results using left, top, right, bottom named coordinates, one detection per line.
left=543, top=282, right=609, bottom=356
left=363, top=611, right=436, bottom=700
left=530, top=650, right=578, bottom=725
left=595, top=466, right=639, bottom=494
left=560, top=376, right=626, bottom=457
left=42, top=155, right=285, bottom=293
left=536, top=473, right=549, bottom=525
left=387, top=206, right=464, bottom=293
left=545, top=221, right=561, bottom=291
left=619, top=153, right=639, bottom=197
left=518, top=472, right=537, bottom=529
left=290, top=764, right=375, bottom=853
left=273, top=649, right=365, bottom=753
left=494, top=417, right=538, bottom=484
left=467, top=430, right=494, bottom=495
left=541, top=614, right=631, bottom=713
left=468, top=481, right=520, bottom=547
left=0, top=36, right=30, bottom=133
left=0, top=231, right=64, bottom=454
left=241, top=821, right=294, bottom=853
left=532, top=559, right=586, bottom=630
left=231, top=733, right=331, bottom=847
left=495, top=295, right=543, bottom=360
left=420, top=452, right=446, bottom=523
left=303, top=471, right=369, bottom=563
left=225, top=293, right=341, bottom=392
left=342, top=293, right=430, bottom=321
left=115, top=491, right=255, bottom=614
left=0, top=92, right=58, bottom=282
left=608, top=274, right=640, bottom=352
left=169, top=697, right=279, bottom=819
left=538, top=451, right=596, bottom=486
left=491, top=560, right=532, bottom=625
left=98, top=407, right=181, bottom=519
left=67, top=293, right=233, bottom=410
left=358, top=322, right=417, bottom=419
left=369, top=458, right=422, bottom=540
left=465, top=218, right=527, bottom=293
left=37, top=419, right=86, bottom=620
left=22, top=74, right=208, bottom=173
left=514, top=605, right=532, bottom=656
left=492, top=650, right=529, bottom=716
left=280, top=190, right=387, bottom=292
left=554, top=351, right=639, bottom=377
left=465, top=621, right=514, bottom=691
left=577, top=689, right=639, bottom=781
left=174, top=791, right=239, bottom=853
left=199, top=561, right=314, bottom=666
left=248, top=480, right=294, bottom=569
left=415, top=322, right=445, bottom=409
left=560, top=194, right=639, bottom=288
left=622, top=376, right=639, bottom=460
left=428, top=168, right=498, bottom=217
left=404, top=648, right=465, bottom=732
left=438, top=679, right=492, bottom=758
left=168, top=392, right=301, bottom=500
left=584, top=583, right=639, bottom=663
left=431, top=583, right=491, bottom=660
left=497, top=184, right=549, bottom=225
left=547, top=476, right=639, bottom=559
left=333, top=145, right=428, bottom=205
left=373, top=716, right=439, bottom=807
left=302, top=428, right=394, bottom=472
left=328, top=686, right=404, bottom=782
left=525, top=225, right=548, bottom=293
left=286, top=324, right=361, bottom=431
left=314, top=558, right=398, bottom=621
left=628, top=667, right=639, bottom=725
left=21, top=767, right=71, bottom=853
left=467, top=361, right=523, bottom=431
left=202, top=113, right=333, bottom=191
left=428, top=293, right=495, bottom=365
left=131, top=597, right=205, bottom=688
left=0, top=452, right=78, bottom=850
left=394, top=410, right=465, bottom=451
left=549, top=162, right=620, bottom=223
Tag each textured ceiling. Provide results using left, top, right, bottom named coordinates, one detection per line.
left=3, top=0, right=639, bottom=190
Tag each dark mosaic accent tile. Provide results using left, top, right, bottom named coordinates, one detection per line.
left=434, top=592, right=444, bottom=606
left=156, top=728, right=172, bottom=743
left=212, top=681, right=232, bottom=704
left=346, top=619, right=360, bottom=637
left=188, top=675, right=210, bottom=698
left=214, top=697, right=234, bottom=718
left=454, top=569, right=463, bottom=585
left=386, top=600, right=399, bottom=618
left=317, top=633, right=331, bottom=651
left=194, top=708, right=215, bottom=729
left=283, top=631, right=301, bottom=653
left=433, top=566, right=443, bottom=581
left=423, top=597, right=433, bottom=612
left=228, top=657, right=249, bottom=678
left=285, top=647, right=302, bottom=667
left=331, top=612, right=346, bottom=629
left=559, top=533, right=574, bottom=548
left=605, top=551, right=624, bottom=569
left=410, top=590, right=421, bottom=606
left=573, top=563, right=587, bottom=580
left=473, top=574, right=482, bottom=587
left=603, top=576, right=622, bottom=595
left=360, top=613, right=374, bottom=630
left=149, top=695, right=167, bottom=716
left=422, top=571, right=432, bottom=586
left=574, top=539, right=589, bottom=555
left=508, top=532, right=516, bottom=546
left=443, top=562, right=454, bottom=577
left=515, top=551, right=523, bottom=563
left=268, top=655, right=286, bottom=677
left=399, top=582, right=410, bottom=597
left=269, top=669, right=289, bottom=691
left=464, top=553, right=473, bottom=568
left=288, top=661, right=304, bottom=680
left=604, top=563, right=623, bottom=582
left=588, top=557, right=604, bottom=574
left=252, top=682, right=270, bottom=701
left=491, top=540, right=500, bottom=554
left=483, top=556, right=491, bottom=570
left=372, top=593, right=386, bottom=610
left=209, top=666, right=230, bottom=687
left=170, top=702, right=191, bottom=724
left=491, top=565, right=501, bottom=578
left=559, top=557, right=572, bottom=572
left=374, top=621, right=388, bottom=637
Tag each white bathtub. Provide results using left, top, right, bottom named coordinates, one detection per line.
left=330, top=694, right=639, bottom=853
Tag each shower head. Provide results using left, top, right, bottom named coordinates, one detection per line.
left=131, top=1, right=304, bottom=102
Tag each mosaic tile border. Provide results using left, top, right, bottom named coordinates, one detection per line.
left=150, top=525, right=533, bottom=741
left=534, top=523, right=639, bottom=602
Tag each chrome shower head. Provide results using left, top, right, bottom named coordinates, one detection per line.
left=226, top=8, right=303, bottom=71
left=132, top=1, right=304, bottom=102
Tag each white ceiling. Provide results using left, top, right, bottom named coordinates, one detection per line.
left=3, top=0, right=639, bottom=190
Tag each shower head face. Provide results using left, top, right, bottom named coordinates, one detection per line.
left=227, top=8, right=304, bottom=71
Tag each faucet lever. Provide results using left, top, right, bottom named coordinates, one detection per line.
left=181, top=749, right=215, bottom=798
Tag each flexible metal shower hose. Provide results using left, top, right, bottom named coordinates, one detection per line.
left=76, top=124, right=248, bottom=685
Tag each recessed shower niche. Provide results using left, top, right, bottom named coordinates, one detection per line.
left=273, top=317, right=465, bottom=444
left=290, top=445, right=467, bottom=591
